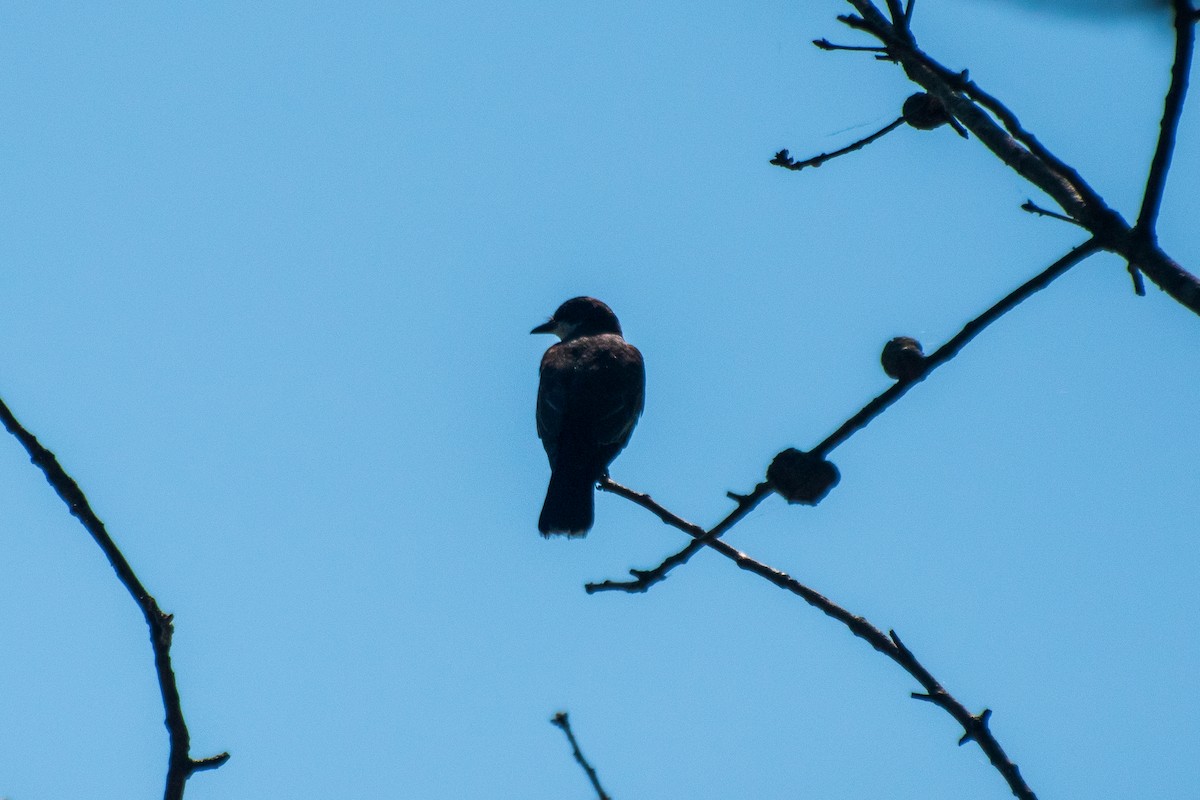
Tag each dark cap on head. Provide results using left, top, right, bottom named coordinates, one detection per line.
left=531, top=296, right=623, bottom=339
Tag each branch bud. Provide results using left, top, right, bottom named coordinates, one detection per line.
left=902, top=92, right=950, bottom=130
left=767, top=448, right=840, bottom=505
left=881, top=336, right=926, bottom=382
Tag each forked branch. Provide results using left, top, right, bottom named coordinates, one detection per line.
left=832, top=0, right=1200, bottom=313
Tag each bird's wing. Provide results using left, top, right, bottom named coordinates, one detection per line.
left=538, top=335, right=645, bottom=470
left=536, top=345, right=572, bottom=464
left=588, top=341, right=645, bottom=448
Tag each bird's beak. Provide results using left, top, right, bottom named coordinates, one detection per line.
left=530, top=319, right=557, bottom=335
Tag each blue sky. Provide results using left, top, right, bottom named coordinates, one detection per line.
left=0, top=2, right=1196, bottom=798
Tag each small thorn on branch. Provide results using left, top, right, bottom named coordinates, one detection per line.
left=1128, top=264, right=1147, bottom=296
left=190, top=753, right=232, bottom=773
left=888, top=629, right=911, bottom=654
left=958, top=708, right=993, bottom=746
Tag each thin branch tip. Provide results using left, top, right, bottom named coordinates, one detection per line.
left=772, top=117, right=905, bottom=172
left=551, top=711, right=612, bottom=800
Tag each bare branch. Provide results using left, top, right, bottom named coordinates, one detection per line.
left=551, top=712, right=613, bottom=800
left=1135, top=0, right=1196, bottom=242
left=812, top=238, right=1100, bottom=458
left=0, top=396, right=227, bottom=799
left=833, top=0, right=1200, bottom=314
left=841, top=0, right=1110, bottom=224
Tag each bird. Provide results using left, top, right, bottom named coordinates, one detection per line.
left=532, top=297, right=645, bottom=536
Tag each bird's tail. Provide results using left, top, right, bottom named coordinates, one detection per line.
left=538, top=468, right=595, bottom=537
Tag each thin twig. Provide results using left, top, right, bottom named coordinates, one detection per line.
left=0, top=396, right=228, bottom=800
left=594, top=240, right=1100, bottom=592
left=551, top=712, right=613, bottom=800
left=772, top=117, right=904, bottom=171
left=595, top=480, right=1037, bottom=800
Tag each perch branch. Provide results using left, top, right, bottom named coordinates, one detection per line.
left=587, top=480, right=772, bottom=593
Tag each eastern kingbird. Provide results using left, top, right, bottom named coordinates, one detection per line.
left=532, top=297, right=645, bottom=536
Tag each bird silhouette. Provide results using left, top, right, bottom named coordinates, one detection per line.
left=532, top=297, right=645, bottom=536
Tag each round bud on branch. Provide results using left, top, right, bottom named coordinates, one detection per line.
left=881, top=336, right=926, bottom=382
left=902, top=92, right=950, bottom=130
left=768, top=448, right=840, bottom=506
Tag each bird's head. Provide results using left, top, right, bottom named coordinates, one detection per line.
left=531, top=297, right=623, bottom=340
